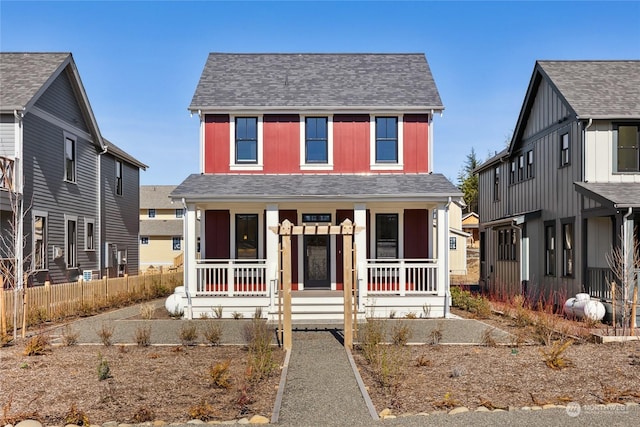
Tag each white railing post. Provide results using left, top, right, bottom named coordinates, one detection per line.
left=227, top=261, right=234, bottom=297
left=399, top=259, right=406, bottom=296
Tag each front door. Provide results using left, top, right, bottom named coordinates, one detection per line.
left=304, top=235, right=330, bottom=289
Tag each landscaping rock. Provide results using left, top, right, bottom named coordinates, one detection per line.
left=378, top=408, right=392, bottom=417
left=448, top=407, right=469, bottom=415
left=16, top=421, right=42, bottom=427
left=248, top=416, right=269, bottom=424
left=475, top=406, right=490, bottom=412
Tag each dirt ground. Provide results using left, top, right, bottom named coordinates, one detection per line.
left=2, top=304, right=640, bottom=424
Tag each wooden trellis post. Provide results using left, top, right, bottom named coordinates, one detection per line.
left=342, top=219, right=354, bottom=349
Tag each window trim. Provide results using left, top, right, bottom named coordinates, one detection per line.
left=65, top=215, right=78, bottom=269
left=175, top=208, right=184, bottom=218
left=115, top=159, right=123, bottom=196
left=561, top=218, right=574, bottom=278
left=370, top=115, right=404, bottom=170
left=544, top=221, right=556, bottom=277
left=230, top=115, right=263, bottom=171
left=613, top=123, right=640, bottom=173
left=560, top=132, right=570, bottom=167
left=375, top=213, right=399, bottom=259
left=493, top=166, right=500, bottom=201
left=63, top=132, right=77, bottom=183
left=84, top=217, right=95, bottom=251
left=449, top=237, right=457, bottom=250
left=172, top=237, right=182, bottom=251
left=235, top=214, right=259, bottom=259
left=300, top=115, right=334, bottom=170
left=140, top=236, right=149, bottom=245
left=526, top=150, right=534, bottom=179
left=33, top=211, right=48, bottom=271
left=148, top=208, right=156, bottom=218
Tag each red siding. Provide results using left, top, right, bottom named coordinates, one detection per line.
left=403, top=114, right=429, bottom=173
left=205, top=210, right=230, bottom=259
left=333, top=115, right=370, bottom=173
left=264, top=115, right=300, bottom=173
left=204, top=115, right=230, bottom=173
left=279, top=210, right=299, bottom=290
left=404, top=209, right=429, bottom=258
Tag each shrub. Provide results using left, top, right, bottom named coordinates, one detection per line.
left=244, top=319, right=276, bottom=381
left=179, top=321, right=198, bottom=346
left=232, top=311, right=244, bottom=320
left=405, top=312, right=418, bottom=319
left=139, top=303, right=155, bottom=320
left=480, top=327, right=497, bottom=347
left=415, top=354, right=432, bottom=367
left=131, top=405, right=155, bottom=423
left=24, top=334, right=50, bottom=356
left=188, top=400, right=216, bottom=421
left=208, top=359, right=232, bottom=389
left=253, top=307, right=264, bottom=319
left=97, top=323, right=114, bottom=346
left=134, top=325, right=151, bottom=346
left=64, top=403, right=90, bottom=426
left=61, top=325, right=79, bottom=346
left=540, top=339, right=574, bottom=370
left=429, top=323, right=444, bottom=345
left=359, top=319, right=385, bottom=364
left=213, top=305, right=224, bottom=319
left=373, top=344, right=408, bottom=389
left=203, top=320, right=222, bottom=346
left=97, top=355, right=111, bottom=381
left=391, top=321, right=412, bottom=346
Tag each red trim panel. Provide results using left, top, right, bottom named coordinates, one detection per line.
left=204, top=115, right=230, bottom=173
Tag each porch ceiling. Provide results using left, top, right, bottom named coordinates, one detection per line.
left=575, top=182, right=640, bottom=209
left=170, top=173, right=462, bottom=203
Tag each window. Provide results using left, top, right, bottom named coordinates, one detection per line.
left=376, top=214, right=398, bottom=258
left=33, top=214, right=47, bottom=270
left=64, top=135, right=76, bottom=182
left=526, top=150, right=534, bottom=179
left=66, top=217, right=77, bottom=268
left=449, top=237, right=457, bottom=250
left=115, top=160, right=123, bottom=196
left=560, top=133, right=570, bottom=167
left=85, top=218, right=95, bottom=251
left=510, top=160, right=516, bottom=184
left=517, top=155, right=524, bottom=181
left=235, top=117, right=258, bottom=164
left=175, top=209, right=184, bottom=218
left=545, top=222, right=556, bottom=276
left=493, top=166, right=500, bottom=201
left=148, top=209, right=156, bottom=218
left=140, top=236, right=149, bottom=245
left=375, top=117, right=398, bottom=163
left=236, top=214, right=258, bottom=259
left=562, top=220, right=574, bottom=277
left=172, top=237, right=181, bottom=251
left=614, top=124, right=640, bottom=172
left=497, top=228, right=517, bottom=261
left=305, top=117, right=328, bottom=163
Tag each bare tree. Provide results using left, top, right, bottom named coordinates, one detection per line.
left=605, top=232, right=639, bottom=334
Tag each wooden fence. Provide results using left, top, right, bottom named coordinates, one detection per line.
left=0, top=269, right=182, bottom=334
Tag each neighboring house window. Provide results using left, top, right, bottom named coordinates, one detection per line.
left=562, top=220, right=574, bottom=277
left=175, top=209, right=184, bottom=218
left=236, top=214, right=258, bottom=259
left=140, top=237, right=149, bottom=245
left=560, top=133, right=570, bottom=167
left=305, top=117, right=328, bottom=163
left=66, top=216, right=77, bottom=268
left=526, top=150, right=534, bottom=179
left=614, top=124, right=640, bottom=172
left=235, top=117, right=258, bottom=164
left=84, top=218, right=95, bottom=251
left=493, top=166, right=500, bottom=201
left=517, top=155, right=524, bottom=181
left=148, top=209, right=156, bottom=218
left=115, top=160, right=123, bottom=196
left=449, top=237, right=457, bottom=250
left=375, top=117, right=398, bottom=163
left=510, top=160, right=516, bottom=184
left=172, top=237, right=181, bottom=251
left=497, top=228, right=516, bottom=261
left=33, top=213, right=47, bottom=270
left=545, top=222, right=556, bottom=276
left=376, top=214, right=398, bottom=258
left=64, top=135, right=76, bottom=182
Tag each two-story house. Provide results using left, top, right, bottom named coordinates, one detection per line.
left=140, top=185, right=193, bottom=271
left=476, top=60, right=640, bottom=306
left=171, top=53, right=462, bottom=320
left=0, top=52, right=146, bottom=286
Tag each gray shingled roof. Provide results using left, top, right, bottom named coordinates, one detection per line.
left=190, top=53, right=443, bottom=110
left=140, top=219, right=183, bottom=236
left=574, top=182, right=640, bottom=208
left=104, top=139, right=148, bottom=170
left=538, top=61, right=640, bottom=119
left=0, top=52, right=71, bottom=111
left=170, top=174, right=461, bottom=201
left=141, top=185, right=178, bottom=209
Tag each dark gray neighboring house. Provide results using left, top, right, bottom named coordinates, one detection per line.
left=476, top=60, right=640, bottom=305
left=0, top=52, right=147, bottom=285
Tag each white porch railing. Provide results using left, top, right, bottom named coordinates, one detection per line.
left=195, top=259, right=268, bottom=296
left=366, top=259, right=438, bottom=296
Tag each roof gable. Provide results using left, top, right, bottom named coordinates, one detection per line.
left=190, top=53, right=443, bottom=111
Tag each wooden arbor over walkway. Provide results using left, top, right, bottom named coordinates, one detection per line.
left=270, top=219, right=360, bottom=350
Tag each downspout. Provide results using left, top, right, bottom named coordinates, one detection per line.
left=181, top=197, right=192, bottom=318
left=97, top=144, right=107, bottom=277
left=582, top=118, right=592, bottom=182
left=428, top=109, right=435, bottom=172
left=444, top=196, right=452, bottom=318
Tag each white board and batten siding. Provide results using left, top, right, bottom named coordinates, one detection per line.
left=585, top=120, right=640, bottom=184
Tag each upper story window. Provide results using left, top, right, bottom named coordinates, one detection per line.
left=560, top=133, right=570, bottom=167
left=64, top=134, right=76, bottom=183
left=115, top=160, right=123, bottom=196
left=140, top=236, right=149, bottom=245
left=493, top=166, right=500, bottom=201
left=172, top=237, right=181, bottom=251
left=614, top=124, right=640, bottom=172
left=85, top=218, right=95, bottom=251
left=235, top=117, right=258, bottom=164
left=510, top=160, right=516, bottom=184
left=375, top=117, right=398, bottom=163
left=305, top=117, right=328, bottom=163
left=517, top=155, right=524, bottom=181
left=526, top=150, right=534, bottom=179
left=175, top=209, right=184, bottom=218
left=33, top=212, right=47, bottom=271
left=449, top=237, right=457, bottom=250
left=148, top=209, right=156, bottom=218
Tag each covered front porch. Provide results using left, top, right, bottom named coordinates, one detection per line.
left=170, top=173, right=462, bottom=320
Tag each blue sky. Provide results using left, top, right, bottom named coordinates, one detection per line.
left=1, top=0, right=639, bottom=185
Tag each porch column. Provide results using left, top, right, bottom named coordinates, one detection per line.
left=435, top=201, right=450, bottom=303
left=266, top=204, right=279, bottom=306
left=354, top=203, right=367, bottom=311
left=183, top=202, right=198, bottom=319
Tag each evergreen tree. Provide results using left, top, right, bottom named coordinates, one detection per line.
left=457, top=148, right=479, bottom=214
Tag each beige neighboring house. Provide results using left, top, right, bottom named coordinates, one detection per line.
left=462, top=212, right=480, bottom=248
left=447, top=203, right=470, bottom=276
left=140, top=185, right=186, bottom=272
